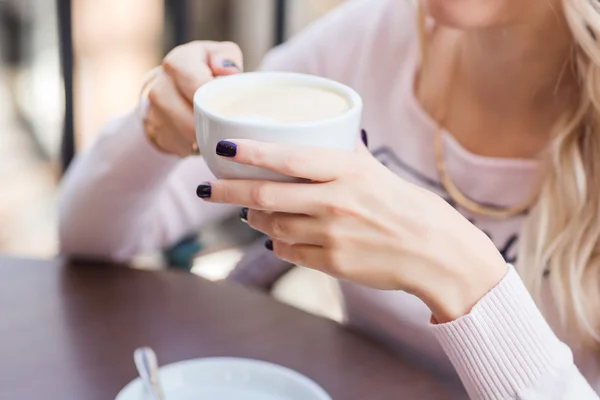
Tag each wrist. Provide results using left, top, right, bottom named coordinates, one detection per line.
left=417, top=224, right=508, bottom=323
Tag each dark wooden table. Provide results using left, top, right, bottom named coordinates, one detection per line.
left=0, top=257, right=466, bottom=400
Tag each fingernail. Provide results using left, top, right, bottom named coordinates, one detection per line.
left=265, top=239, right=273, bottom=251
left=216, top=140, right=237, bottom=157
left=222, top=60, right=239, bottom=70
left=239, top=208, right=248, bottom=223
left=361, top=129, right=368, bottom=148
left=196, top=183, right=212, bottom=199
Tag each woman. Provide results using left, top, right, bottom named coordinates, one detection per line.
left=60, top=0, right=600, bottom=397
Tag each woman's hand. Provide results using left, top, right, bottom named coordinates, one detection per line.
left=198, top=139, right=508, bottom=322
left=143, top=41, right=243, bottom=157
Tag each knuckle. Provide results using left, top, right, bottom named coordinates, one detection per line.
left=324, top=202, right=339, bottom=216
left=163, top=42, right=214, bottom=95
left=247, top=147, right=267, bottom=168
left=246, top=209, right=258, bottom=226
left=250, top=183, right=274, bottom=209
left=147, top=86, right=161, bottom=106
left=283, top=246, right=306, bottom=267
left=281, top=154, right=307, bottom=177
left=323, top=250, right=344, bottom=274
left=161, top=54, right=180, bottom=76
left=323, top=199, right=355, bottom=218
left=321, top=223, right=342, bottom=247
left=144, top=121, right=157, bottom=140
left=272, top=242, right=288, bottom=260
left=163, top=46, right=200, bottom=76
left=293, top=252, right=308, bottom=267
left=269, top=217, right=288, bottom=239
left=181, top=118, right=196, bottom=141
left=163, top=41, right=197, bottom=66
left=248, top=210, right=266, bottom=231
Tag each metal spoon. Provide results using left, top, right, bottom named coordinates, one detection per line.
left=134, top=347, right=165, bottom=400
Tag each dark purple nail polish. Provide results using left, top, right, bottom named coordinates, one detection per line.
left=216, top=140, right=237, bottom=157
left=239, top=208, right=248, bottom=223
left=196, top=183, right=212, bottom=198
left=222, top=60, right=239, bottom=69
left=265, top=239, right=273, bottom=251
left=361, top=129, right=368, bottom=148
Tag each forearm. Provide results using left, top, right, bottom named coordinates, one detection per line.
left=59, top=108, right=235, bottom=261
left=59, top=109, right=180, bottom=260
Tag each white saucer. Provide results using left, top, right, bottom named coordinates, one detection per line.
left=115, top=357, right=332, bottom=400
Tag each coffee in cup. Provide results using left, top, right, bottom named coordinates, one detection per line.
left=203, top=83, right=351, bottom=124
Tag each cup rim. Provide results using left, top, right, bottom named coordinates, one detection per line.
left=193, top=71, right=363, bottom=129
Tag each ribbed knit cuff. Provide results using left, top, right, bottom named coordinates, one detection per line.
left=432, top=265, right=572, bottom=399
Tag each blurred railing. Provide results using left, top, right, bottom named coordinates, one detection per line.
left=57, top=0, right=288, bottom=172
left=57, top=0, right=74, bottom=172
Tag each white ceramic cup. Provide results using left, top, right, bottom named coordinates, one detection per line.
left=193, top=72, right=363, bottom=182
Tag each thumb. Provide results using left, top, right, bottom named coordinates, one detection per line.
left=162, top=41, right=244, bottom=102
left=207, top=42, right=244, bottom=77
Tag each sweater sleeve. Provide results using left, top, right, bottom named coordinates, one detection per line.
left=58, top=105, right=236, bottom=261
left=432, top=266, right=598, bottom=400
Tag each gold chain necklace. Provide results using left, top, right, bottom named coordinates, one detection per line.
left=429, top=35, right=538, bottom=219
left=433, top=131, right=535, bottom=219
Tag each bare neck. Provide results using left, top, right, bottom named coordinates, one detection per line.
left=458, top=19, right=575, bottom=116
left=417, top=15, right=578, bottom=158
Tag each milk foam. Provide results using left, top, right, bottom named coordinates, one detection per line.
left=204, top=83, right=351, bottom=124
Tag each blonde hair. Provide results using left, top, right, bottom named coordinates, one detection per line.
left=418, top=0, right=600, bottom=349
left=519, top=0, right=600, bottom=349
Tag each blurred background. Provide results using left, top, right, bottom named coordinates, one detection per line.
left=1, top=0, right=346, bottom=317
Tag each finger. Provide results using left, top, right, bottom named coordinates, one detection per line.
left=247, top=210, right=323, bottom=245
left=148, top=73, right=196, bottom=142
left=272, top=239, right=398, bottom=290
left=162, top=41, right=215, bottom=101
left=150, top=108, right=196, bottom=157
left=198, top=179, right=329, bottom=215
left=215, top=139, right=355, bottom=182
left=144, top=107, right=191, bottom=157
left=361, top=129, right=368, bottom=148
left=270, top=240, right=334, bottom=272
left=357, top=129, right=370, bottom=153
left=206, top=41, right=244, bottom=76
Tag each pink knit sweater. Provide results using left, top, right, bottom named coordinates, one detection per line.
left=59, top=0, right=599, bottom=398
